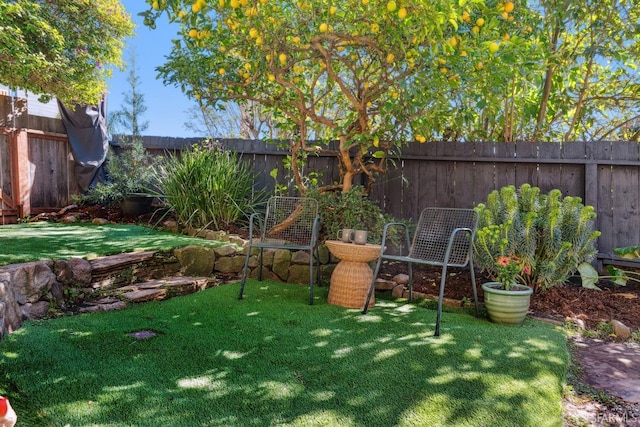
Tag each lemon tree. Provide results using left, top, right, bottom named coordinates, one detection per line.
left=142, top=0, right=534, bottom=193
left=0, top=0, right=134, bottom=105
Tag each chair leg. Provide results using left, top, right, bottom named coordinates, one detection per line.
left=362, top=257, right=384, bottom=314
left=238, top=245, right=253, bottom=300
left=434, top=264, right=449, bottom=337
left=258, top=248, right=264, bottom=281
left=407, top=261, right=413, bottom=302
left=308, top=253, right=314, bottom=305
left=469, top=258, right=479, bottom=318
left=315, top=247, right=321, bottom=285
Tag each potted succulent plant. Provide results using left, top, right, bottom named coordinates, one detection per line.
left=481, top=254, right=533, bottom=326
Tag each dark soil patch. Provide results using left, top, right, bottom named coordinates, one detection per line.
left=377, top=260, right=640, bottom=331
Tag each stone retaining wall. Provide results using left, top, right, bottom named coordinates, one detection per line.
left=0, top=234, right=339, bottom=340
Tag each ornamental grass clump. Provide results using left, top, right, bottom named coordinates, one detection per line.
left=474, top=184, right=600, bottom=292
left=154, top=143, right=263, bottom=230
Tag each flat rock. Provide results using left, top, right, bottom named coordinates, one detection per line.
left=575, top=339, right=640, bottom=403
left=121, top=288, right=167, bottom=302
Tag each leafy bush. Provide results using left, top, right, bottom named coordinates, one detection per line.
left=473, top=184, right=600, bottom=292
left=154, top=144, right=263, bottom=230
left=307, top=186, right=402, bottom=244
left=80, top=136, right=159, bottom=206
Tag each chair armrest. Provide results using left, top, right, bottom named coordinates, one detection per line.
left=381, top=222, right=412, bottom=256
left=443, top=227, right=474, bottom=263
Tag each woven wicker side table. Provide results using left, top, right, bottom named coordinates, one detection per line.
left=325, top=240, right=382, bottom=308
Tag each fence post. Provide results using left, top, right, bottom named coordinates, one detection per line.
left=10, top=129, right=30, bottom=217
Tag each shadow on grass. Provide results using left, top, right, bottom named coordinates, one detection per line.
left=0, top=281, right=567, bottom=426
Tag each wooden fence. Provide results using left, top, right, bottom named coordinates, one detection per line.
left=0, top=94, right=78, bottom=222
left=148, top=137, right=639, bottom=257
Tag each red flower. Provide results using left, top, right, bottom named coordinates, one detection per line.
left=496, top=256, right=510, bottom=267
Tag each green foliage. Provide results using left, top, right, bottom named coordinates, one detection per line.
left=142, top=0, right=545, bottom=192
left=578, top=262, right=640, bottom=290
left=155, top=143, right=262, bottom=230
left=613, top=244, right=640, bottom=259
left=80, top=138, right=159, bottom=207
left=474, top=184, right=601, bottom=292
left=0, top=0, right=133, bottom=104
left=307, top=186, right=400, bottom=244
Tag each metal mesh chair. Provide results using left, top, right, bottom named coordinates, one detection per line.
left=238, top=196, right=321, bottom=304
left=362, top=207, right=480, bottom=336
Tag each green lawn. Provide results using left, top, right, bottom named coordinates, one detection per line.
left=0, top=281, right=568, bottom=426
left=0, top=222, right=226, bottom=266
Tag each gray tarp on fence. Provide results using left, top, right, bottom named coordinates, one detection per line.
left=57, top=100, right=108, bottom=192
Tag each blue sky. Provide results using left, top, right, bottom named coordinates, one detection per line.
left=107, top=0, right=200, bottom=138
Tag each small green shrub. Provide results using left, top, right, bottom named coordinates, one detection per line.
left=154, top=143, right=262, bottom=230
left=474, top=184, right=601, bottom=292
left=81, top=136, right=159, bottom=206
left=307, top=186, right=403, bottom=244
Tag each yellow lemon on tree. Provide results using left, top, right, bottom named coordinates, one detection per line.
left=437, top=57, right=446, bottom=64
left=244, top=63, right=252, bottom=71
left=230, top=0, right=239, bottom=8
left=178, top=10, right=185, bottom=18
left=319, top=23, right=328, bottom=33
left=504, top=1, right=514, bottom=13
left=386, top=53, right=395, bottom=63
left=249, top=28, right=258, bottom=38
left=268, top=73, right=275, bottom=82
left=330, top=6, right=337, bottom=14
left=503, top=33, right=510, bottom=41
left=260, top=0, right=267, bottom=4
left=279, top=53, right=287, bottom=65
left=398, top=7, right=407, bottom=19
left=371, top=23, right=379, bottom=33
left=449, top=36, right=458, bottom=47
left=362, top=0, right=369, bottom=4
left=386, top=1, right=396, bottom=12
left=255, top=36, right=263, bottom=46
left=476, top=61, right=484, bottom=70
left=488, top=42, right=499, bottom=53
left=462, top=11, right=470, bottom=22
left=188, top=29, right=198, bottom=38
left=152, top=1, right=160, bottom=10
left=218, top=0, right=225, bottom=6
left=460, top=50, right=467, bottom=56
left=218, top=68, right=226, bottom=75
left=476, top=17, right=485, bottom=26
left=472, top=25, right=480, bottom=35
left=501, top=11, right=509, bottom=19
left=192, top=2, right=201, bottom=12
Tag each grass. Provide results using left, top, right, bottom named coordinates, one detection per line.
left=0, top=222, right=227, bottom=266
left=0, top=281, right=568, bottom=426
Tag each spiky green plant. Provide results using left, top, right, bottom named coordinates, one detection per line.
left=474, top=184, right=601, bottom=292
left=154, top=143, right=263, bottom=230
